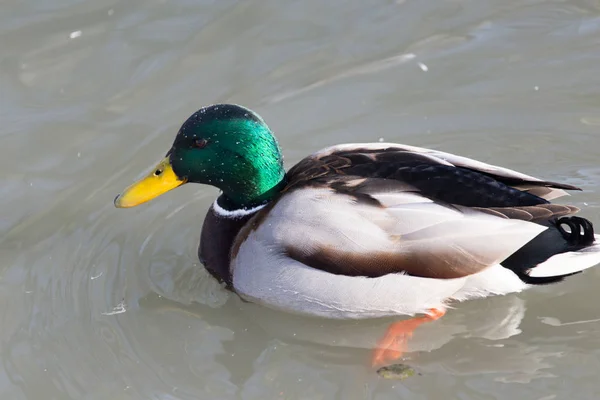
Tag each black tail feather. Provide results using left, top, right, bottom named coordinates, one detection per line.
left=555, top=216, right=595, bottom=246
left=502, top=216, right=595, bottom=285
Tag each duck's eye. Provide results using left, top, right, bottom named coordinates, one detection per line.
left=194, top=139, right=208, bottom=149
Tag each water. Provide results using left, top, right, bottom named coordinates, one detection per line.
left=2, top=0, right=600, bottom=398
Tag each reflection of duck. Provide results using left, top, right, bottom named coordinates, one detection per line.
left=115, top=104, right=600, bottom=366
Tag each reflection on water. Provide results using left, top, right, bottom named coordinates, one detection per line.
left=2, top=0, right=600, bottom=399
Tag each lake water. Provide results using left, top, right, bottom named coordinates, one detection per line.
left=3, top=0, right=600, bottom=399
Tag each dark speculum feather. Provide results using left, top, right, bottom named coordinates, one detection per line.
left=286, top=148, right=562, bottom=209
left=345, top=162, right=548, bottom=208
left=389, top=165, right=548, bottom=207
left=464, top=169, right=583, bottom=191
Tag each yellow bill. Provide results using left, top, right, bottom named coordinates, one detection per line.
left=114, top=156, right=186, bottom=208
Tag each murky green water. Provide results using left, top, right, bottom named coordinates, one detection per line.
left=3, top=1, right=600, bottom=398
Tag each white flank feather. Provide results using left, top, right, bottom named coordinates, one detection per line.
left=528, top=235, right=600, bottom=278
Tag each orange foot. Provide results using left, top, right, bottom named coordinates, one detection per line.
left=371, top=308, right=446, bottom=367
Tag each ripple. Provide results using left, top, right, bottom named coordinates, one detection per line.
left=3, top=0, right=600, bottom=398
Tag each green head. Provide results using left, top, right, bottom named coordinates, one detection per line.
left=114, top=104, right=286, bottom=210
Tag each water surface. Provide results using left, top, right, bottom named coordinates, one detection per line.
left=3, top=0, right=600, bottom=398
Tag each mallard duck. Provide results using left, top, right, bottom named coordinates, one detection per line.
left=115, top=104, right=600, bottom=366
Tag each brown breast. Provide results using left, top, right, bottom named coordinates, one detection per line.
left=198, top=204, right=255, bottom=288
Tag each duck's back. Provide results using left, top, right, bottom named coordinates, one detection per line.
left=213, top=143, right=600, bottom=318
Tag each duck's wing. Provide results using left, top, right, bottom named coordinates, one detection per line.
left=287, top=142, right=581, bottom=203
left=255, top=143, right=584, bottom=280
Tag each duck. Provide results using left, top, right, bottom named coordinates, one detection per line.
left=115, top=103, right=600, bottom=366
